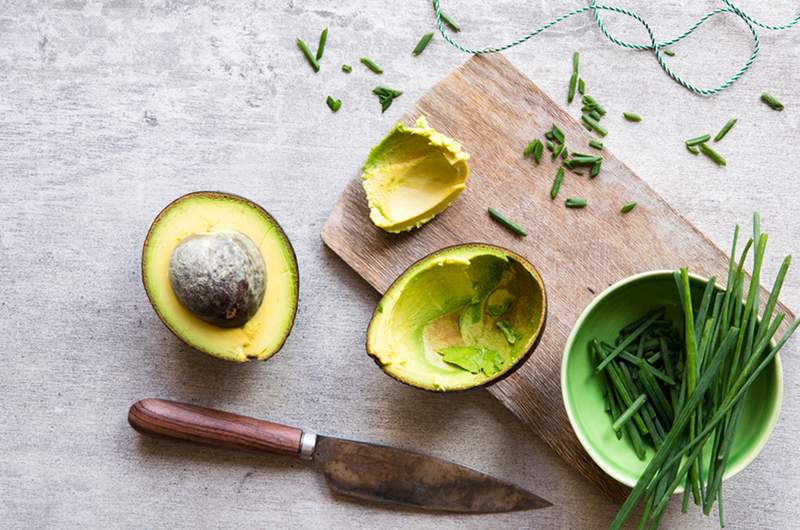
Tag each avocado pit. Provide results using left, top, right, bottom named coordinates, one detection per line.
left=169, top=230, right=266, bottom=328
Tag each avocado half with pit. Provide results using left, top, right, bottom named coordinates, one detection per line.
left=141, top=192, right=299, bottom=362
left=366, top=244, right=547, bottom=391
left=361, top=116, right=470, bottom=233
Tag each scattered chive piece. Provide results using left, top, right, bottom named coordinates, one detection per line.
left=341, top=64, right=352, bottom=73
left=589, top=139, right=604, bottom=150
left=589, top=109, right=601, bottom=121
left=571, top=155, right=601, bottom=165
left=546, top=140, right=554, bottom=152
left=360, top=57, right=383, bottom=74
left=582, top=95, right=606, bottom=115
left=550, top=167, right=564, bottom=200
left=565, top=197, right=587, bottom=209
left=572, top=51, right=580, bottom=73
left=621, top=202, right=637, bottom=214
left=714, top=119, right=737, bottom=142
left=488, top=207, right=527, bottom=236
left=663, top=49, right=675, bottom=57
left=545, top=130, right=555, bottom=141
left=582, top=114, right=607, bottom=137
left=325, top=96, right=341, bottom=113
left=413, top=32, right=434, bottom=56
left=685, top=134, right=710, bottom=147
left=698, top=143, right=727, bottom=166
left=296, top=38, right=320, bottom=72
left=623, top=112, right=642, bottom=122
left=561, top=146, right=569, bottom=160
left=439, top=11, right=461, bottom=32
left=578, top=78, right=585, bottom=95
left=533, top=140, right=544, bottom=164
left=568, top=73, right=578, bottom=104
left=686, top=144, right=700, bottom=155
left=552, top=142, right=564, bottom=160
left=590, top=160, right=601, bottom=178
left=523, top=140, right=536, bottom=159
left=760, top=92, right=784, bottom=111
left=372, top=86, right=402, bottom=112
left=315, top=27, right=328, bottom=60
left=552, top=124, right=565, bottom=144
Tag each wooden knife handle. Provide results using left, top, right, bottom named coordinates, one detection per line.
left=128, top=398, right=304, bottom=457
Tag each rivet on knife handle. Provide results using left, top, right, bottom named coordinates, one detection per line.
left=128, top=398, right=308, bottom=457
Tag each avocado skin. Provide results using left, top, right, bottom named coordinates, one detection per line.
left=169, top=230, right=266, bottom=328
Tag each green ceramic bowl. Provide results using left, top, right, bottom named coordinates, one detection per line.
left=561, top=270, right=782, bottom=488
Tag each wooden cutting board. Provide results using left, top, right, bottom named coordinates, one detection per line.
left=321, top=53, right=794, bottom=501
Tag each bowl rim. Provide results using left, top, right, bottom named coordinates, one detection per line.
left=560, top=269, right=783, bottom=488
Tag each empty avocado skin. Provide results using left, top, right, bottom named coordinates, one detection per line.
left=169, top=231, right=266, bottom=328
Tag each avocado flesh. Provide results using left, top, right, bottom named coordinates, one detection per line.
left=361, top=116, right=469, bottom=233
left=367, top=245, right=544, bottom=391
left=142, top=192, right=298, bottom=362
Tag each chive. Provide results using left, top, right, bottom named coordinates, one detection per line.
left=523, top=141, right=535, bottom=159
left=663, top=49, right=675, bottom=56
left=572, top=51, right=580, bottom=72
left=546, top=140, right=554, bottom=152
left=551, top=124, right=565, bottom=144
left=589, top=139, right=603, bottom=150
left=372, top=86, right=402, bottom=112
left=686, top=144, right=700, bottom=155
left=296, top=38, right=320, bottom=72
left=552, top=142, right=564, bottom=160
left=760, top=92, right=784, bottom=111
left=533, top=140, right=544, bottom=164
left=613, top=394, right=647, bottom=433
left=361, top=57, right=383, bottom=74
left=623, top=112, right=642, bottom=122
left=685, top=134, right=710, bottom=146
left=550, top=167, right=564, bottom=200
left=325, top=96, right=342, bottom=113
left=590, top=160, right=601, bottom=178
left=440, top=11, right=461, bottom=32
left=620, top=202, right=637, bottom=214
left=698, top=143, right=726, bottom=166
left=589, top=109, right=601, bottom=121
left=571, top=155, right=601, bottom=165
left=578, top=78, right=585, bottom=95
left=488, top=207, right=527, bottom=236
left=561, top=146, right=569, bottom=160
left=316, top=27, right=328, bottom=60
left=412, top=32, right=434, bottom=56
left=545, top=130, right=554, bottom=141
left=713, top=118, right=737, bottom=142
left=341, top=64, right=352, bottom=73
left=582, top=114, right=607, bottom=137
left=565, top=197, right=587, bottom=208
left=568, top=73, right=578, bottom=104
left=582, top=95, right=606, bottom=115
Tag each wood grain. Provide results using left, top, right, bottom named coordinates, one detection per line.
left=321, top=53, right=795, bottom=501
left=128, top=399, right=303, bottom=457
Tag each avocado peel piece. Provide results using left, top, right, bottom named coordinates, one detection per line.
left=142, top=192, right=299, bottom=362
left=361, top=116, right=470, bottom=233
left=366, top=244, right=547, bottom=392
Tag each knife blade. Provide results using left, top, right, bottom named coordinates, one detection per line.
left=128, top=399, right=551, bottom=513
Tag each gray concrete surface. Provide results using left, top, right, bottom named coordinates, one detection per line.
left=1, top=1, right=798, bottom=529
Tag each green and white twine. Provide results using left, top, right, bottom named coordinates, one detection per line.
left=433, top=1, right=799, bottom=96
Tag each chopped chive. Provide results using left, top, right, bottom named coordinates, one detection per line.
left=545, top=130, right=555, bottom=141
left=563, top=159, right=574, bottom=169
left=590, top=160, right=601, bottom=178
left=372, top=86, right=402, bottom=112
left=341, top=64, right=352, bottom=73
left=582, top=95, right=606, bottom=115
left=315, top=27, right=328, bottom=60
left=685, top=134, right=710, bottom=146
left=589, top=139, right=603, bottom=150
left=698, top=143, right=726, bottom=166
left=552, top=142, right=564, bottom=160
left=550, top=167, right=564, bottom=199
left=551, top=124, right=565, bottom=144
left=582, top=114, right=607, bottom=137
left=439, top=11, right=461, bottom=32
left=413, top=32, right=434, bottom=56
left=589, top=109, right=601, bottom=121
left=578, top=78, right=585, bottom=95
left=523, top=140, right=536, bottom=159
left=561, top=146, right=569, bottom=159
left=713, top=119, right=737, bottom=142
left=360, top=57, right=383, bottom=74
left=325, top=96, right=341, bottom=113
left=571, top=155, right=601, bottom=165
left=488, top=207, right=527, bottom=236
left=623, top=112, right=642, bottom=122
left=686, top=144, right=700, bottom=155
left=533, top=140, right=544, bottom=164
left=568, top=72, right=578, bottom=104
left=663, top=49, right=675, bottom=56
left=296, top=38, right=320, bottom=72
left=565, top=197, right=587, bottom=208
left=613, top=394, right=648, bottom=433
left=570, top=151, right=593, bottom=158
left=760, top=92, right=784, bottom=111
left=621, top=202, right=637, bottom=214
left=572, top=51, right=580, bottom=73
left=546, top=140, right=554, bottom=152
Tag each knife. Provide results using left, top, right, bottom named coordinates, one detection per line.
left=128, top=398, right=551, bottom=513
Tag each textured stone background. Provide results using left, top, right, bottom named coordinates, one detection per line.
left=1, top=2, right=798, bottom=529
